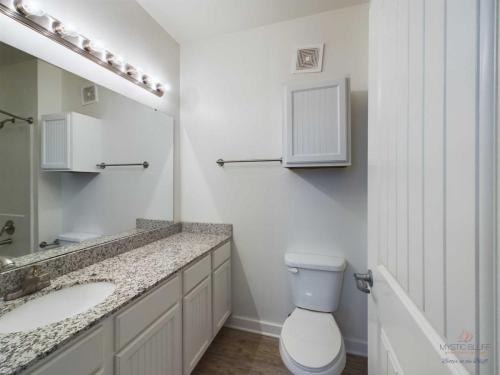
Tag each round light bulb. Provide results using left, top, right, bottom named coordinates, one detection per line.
left=155, top=83, right=165, bottom=95
left=142, top=74, right=153, bottom=86
left=106, top=54, right=125, bottom=70
left=55, top=22, right=79, bottom=38
left=125, top=64, right=140, bottom=79
left=15, top=0, right=45, bottom=17
left=82, top=39, right=105, bottom=54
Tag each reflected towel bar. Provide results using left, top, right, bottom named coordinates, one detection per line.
left=39, top=239, right=60, bottom=249
left=216, top=158, right=282, bottom=167
left=97, top=161, right=150, bottom=169
left=0, top=238, right=13, bottom=246
left=0, top=109, right=34, bottom=124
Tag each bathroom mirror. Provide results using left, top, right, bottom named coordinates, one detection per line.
left=0, top=41, right=174, bottom=268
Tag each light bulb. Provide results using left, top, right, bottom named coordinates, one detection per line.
left=106, top=54, right=125, bottom=69
left=125, top=64, right=140, bottom=79
left=53, top=21, right=79, bottom=38
left=82, top=39, right=107, bottom=60
left=15, top=0, right=45, bottom=17
left=142, top=74, right=153, bottom=87
left=82, top=39, right=105, bottom=53
left=155, top=83, right=165, bottom=95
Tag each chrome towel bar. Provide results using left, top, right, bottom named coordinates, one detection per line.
left=0, top=109, right=34, bottom=124
left=216, top=158, right=282, bottom=167
left=97, top=161, right=150, bottom=169
left=39, top=239, right=60, bottom=249
left=0, top=238, right=13, bottom=246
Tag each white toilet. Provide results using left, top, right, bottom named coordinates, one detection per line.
left=280, top=253, right=347, bottom=375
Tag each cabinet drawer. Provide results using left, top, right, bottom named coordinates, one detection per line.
left=115, top=274, right=180, bottom=350
left=212, top=242, right=231, bottom=270
left=115, top=303, right=182, bottom=375
left=183, top=254, right=211, bottom=295
left=30, top=326, right=103, bottom=375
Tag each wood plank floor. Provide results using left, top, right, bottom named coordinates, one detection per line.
left=193, top=328, right=367, bottom=375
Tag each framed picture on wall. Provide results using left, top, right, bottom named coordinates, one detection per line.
left=291, top=44, right=324, bottom=74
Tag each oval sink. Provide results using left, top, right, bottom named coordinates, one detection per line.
left=0, top=282, right=116, bottom=334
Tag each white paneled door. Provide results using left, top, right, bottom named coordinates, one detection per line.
left=366, top=0, right=496, bottom=374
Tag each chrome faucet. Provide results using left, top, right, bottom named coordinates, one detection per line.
left=0, top=220, right=15, bottom=237
left=0, top=255, right=15, bottom=271
left=4, top=265, right=51, bottom=301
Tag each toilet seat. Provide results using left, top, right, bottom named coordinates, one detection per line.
left=280, top=308, right=346, bottom=375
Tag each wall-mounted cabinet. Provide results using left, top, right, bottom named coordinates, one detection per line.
left=283, top=78, right=350, bottom=168
left=41, top=112, right=102, bottom=172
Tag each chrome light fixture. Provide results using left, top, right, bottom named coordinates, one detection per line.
left=2, top=0, right=167, bottom=97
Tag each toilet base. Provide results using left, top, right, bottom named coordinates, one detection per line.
left=279, top=336, right=346, bottom=375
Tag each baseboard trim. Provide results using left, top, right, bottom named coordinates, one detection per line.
left=225, top=315, right=367, bottom=357
left=225, top=315, right=282, bottom=338
left=343, top=337, right=368, bottom=357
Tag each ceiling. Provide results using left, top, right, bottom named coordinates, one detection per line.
left=136, top=0, right=368, bottom=44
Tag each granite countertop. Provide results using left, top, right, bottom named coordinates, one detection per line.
left=0, top=231, right=231, bottom=375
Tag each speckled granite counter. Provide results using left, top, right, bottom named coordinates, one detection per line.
left=0, top=230, right=231, bottom=374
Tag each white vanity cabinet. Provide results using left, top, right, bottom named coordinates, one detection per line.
left=25, top=242, right=232, bottom=375
left=114, top=275, right=182, bottom=375
left=212, top=243, right=232, bottom=335
left=283, top=78, right=351, bottom=168
left=115, top=304, right=182, bottom=375
left=30, top=325, right=108, bottom=375
left=182, top=254, right=212, bottom=375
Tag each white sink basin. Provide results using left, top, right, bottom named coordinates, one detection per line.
left=0, top=282, right=116, bottom=334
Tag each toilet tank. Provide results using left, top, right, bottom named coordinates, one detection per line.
left=285, top=253, right=346, bottom=313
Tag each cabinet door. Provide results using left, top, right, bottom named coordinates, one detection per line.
left=41, top=113, right=72, bottom=170
left=115, top=303, right=182, bottom=375
left=30, top=326, right=104, bottom=375
left=213, top=260, right=231, bottom=335
left=183, top=276, right=212, bottom=375
left=283, top=78, right=350, bottom=167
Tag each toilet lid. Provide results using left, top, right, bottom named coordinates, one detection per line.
left=281, top=308, right=342, bottom=370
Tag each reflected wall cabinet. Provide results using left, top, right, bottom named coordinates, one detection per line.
left=41, top=112, right=102, bottom=172
left=283, top=78, right=351, bottom=168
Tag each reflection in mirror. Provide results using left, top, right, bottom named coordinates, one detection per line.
left=0, top=42, right=174, bottom=269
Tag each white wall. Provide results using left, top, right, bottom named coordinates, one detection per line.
left=180, top=4, right=369, bottom=354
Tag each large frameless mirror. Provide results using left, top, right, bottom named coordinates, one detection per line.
left=0, top=41, right=174, bottom=269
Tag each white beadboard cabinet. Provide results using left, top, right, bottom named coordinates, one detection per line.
left=212, top=260, right=231, bottom=334
left=211, top=242, right=232, bottom=336
left=183, top=276, right=212, bottom=374
left=26, top=242, right=232, bottom=375
left=115, top=304, right=182, bottom=375
left=41, top=112, right=102, bottom=172
left=30, top=325, right=107, bottom=375
left=182, top=254, right=212, bottom=375
left=283, top=78, right=350, bottom=168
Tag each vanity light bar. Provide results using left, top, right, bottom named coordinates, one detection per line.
left=0, top=0, right=167, bottom=97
